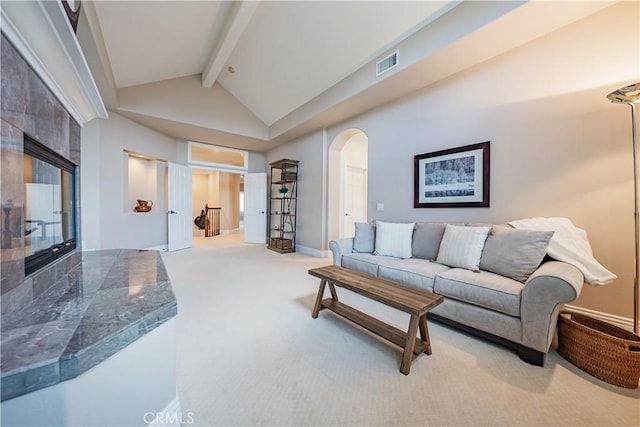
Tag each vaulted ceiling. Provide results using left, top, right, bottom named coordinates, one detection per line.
left=79, top=1, right=618, bottom=152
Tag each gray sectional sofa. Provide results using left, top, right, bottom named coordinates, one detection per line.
left=329, top=221, right=585, bottom=366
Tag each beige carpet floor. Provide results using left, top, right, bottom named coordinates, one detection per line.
left=161, top=234, right=639, bottom=427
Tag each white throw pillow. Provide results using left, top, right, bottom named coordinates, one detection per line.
left=374, top=221, right=415, bottom=259
left=436, top=225, right=491, bottom=271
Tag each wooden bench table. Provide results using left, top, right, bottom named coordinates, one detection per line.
left=308, top=265, right=444, bottom=375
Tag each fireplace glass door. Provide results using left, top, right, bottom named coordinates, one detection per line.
left=24, top=135, right=77, bottom=275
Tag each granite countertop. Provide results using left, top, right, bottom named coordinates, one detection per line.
left=0, top=249, right=178, bottom=401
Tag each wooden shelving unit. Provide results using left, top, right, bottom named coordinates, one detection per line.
left=267, top=159, right=299, bottom=253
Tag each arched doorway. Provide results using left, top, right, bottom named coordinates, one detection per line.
left=328, top=128, right=369, bottom=242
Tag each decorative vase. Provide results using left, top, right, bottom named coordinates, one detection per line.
left=134, top=199, right=153, bottom=213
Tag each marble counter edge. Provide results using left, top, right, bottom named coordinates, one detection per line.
left=0, top=249, right=178, bottom=401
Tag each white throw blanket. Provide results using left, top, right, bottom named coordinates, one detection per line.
left=509, top=217, right=617, bottom=285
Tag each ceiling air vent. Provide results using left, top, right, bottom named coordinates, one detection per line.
left=376, top=50, right=399, bottom=77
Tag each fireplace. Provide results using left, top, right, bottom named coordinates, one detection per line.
left=23, top=134, right=77, bottom=276
left=1, top=34, right=82, bottom=314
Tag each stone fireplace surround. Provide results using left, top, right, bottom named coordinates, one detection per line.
left=0, top=31, right=178, bottom=418
left=1, top=34, right=82, bottom=315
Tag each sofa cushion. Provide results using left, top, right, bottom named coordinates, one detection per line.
left=411, top=222, right=447, bottom=260
left=353, top=222, right=375, bottom=253
left=378, top=259, right=450, bottom=292
left=342, top=253, right=400, bottom=277
left=374, top=221, right=414, bottom=259
left=436, top=225, right=491, bottom=271
left=434, top=268, right=523, bottom=317
left=479, top=226, right=554, bottom=283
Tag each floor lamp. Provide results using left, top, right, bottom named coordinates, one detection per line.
left=607, top=82, right=640, bottom=334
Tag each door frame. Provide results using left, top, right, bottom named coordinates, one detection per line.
left=187, top=164, right=248, bottom=236
left=328, top=129, right=369, bottom=242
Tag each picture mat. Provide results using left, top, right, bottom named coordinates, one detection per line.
left=417, top=148, right=484, bottom=204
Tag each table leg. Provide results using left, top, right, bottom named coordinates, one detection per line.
left=328, top=282, right=339, bottom=301
left=312, top=279, right=327, bottom=318
left=400, top=314, right=420, bottom=375
left=418, top=315, right=432, bottom=355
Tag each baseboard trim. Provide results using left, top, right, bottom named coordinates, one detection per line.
left=296, top=245, right=331, bottom=258
left=146, top=244, right=168, bottom=252
left=564, top=304, right=637, bottom=332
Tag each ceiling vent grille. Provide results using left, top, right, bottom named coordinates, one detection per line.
left=376, top=50, right=399, bottom=77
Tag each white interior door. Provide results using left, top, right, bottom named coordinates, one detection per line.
left=244, top=172, right=267, bottom=244
left=168, top=162, right=192, bottom=252
left=343, top=165, right=367, bottom=237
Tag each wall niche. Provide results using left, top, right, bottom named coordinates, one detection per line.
left=125, top=151, right=166, bottom=214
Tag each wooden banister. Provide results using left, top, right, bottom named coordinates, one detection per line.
left=204, top=204, right=221, bottom=237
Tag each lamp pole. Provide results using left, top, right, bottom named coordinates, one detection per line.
left=629, top=101, right=639, bottom=334
left=608, top=82, right=640, bottom=334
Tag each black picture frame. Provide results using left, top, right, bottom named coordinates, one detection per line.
left=414, top=141, right=490, bottom=208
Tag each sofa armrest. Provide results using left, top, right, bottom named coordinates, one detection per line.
left=520, top=261, right=584, bottom=352
left=329, top=238, right=354, bottom=266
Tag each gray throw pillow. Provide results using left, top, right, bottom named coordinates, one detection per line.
left=479, top=226, right=554, bottom=283
left=412, top=222, right=446, bottom=260
left=353, top=222, right=375, bottom=253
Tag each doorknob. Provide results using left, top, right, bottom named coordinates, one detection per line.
left=259, top=211, right=265, bottom=214
left=169, top=210, right=177, bottom=214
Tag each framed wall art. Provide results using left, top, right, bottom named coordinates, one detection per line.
left=414, top=141, right=490, bottom=208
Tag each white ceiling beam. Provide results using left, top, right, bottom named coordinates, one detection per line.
left=201, top=1, right=259, bottom=88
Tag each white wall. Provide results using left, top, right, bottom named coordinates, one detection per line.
left=271, top=2, right=639, bottom=319
left=80, top=112, right=265, bottom=250
left=247, top=152, right=266, bottom=173
left=341, top=133, right=367, bottom=168
left=117, top=76, right=269, bottom=140
left=81, top=119, right=101, bottom=249
left=219, top=173, right=240, bottom=231
left=81, top=112, right=183, bottom=250
left=1, top=319, right=177, bottom=427
left=266, top=130, right=327, bottom=253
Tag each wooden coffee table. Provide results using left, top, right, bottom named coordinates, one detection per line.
left=308, top=265, right=444, bottom=375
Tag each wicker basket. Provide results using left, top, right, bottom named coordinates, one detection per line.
left=557, top=311, right=640, bottom=388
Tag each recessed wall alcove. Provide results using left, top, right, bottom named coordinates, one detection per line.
left=124, top=150, right=166, bottom=215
